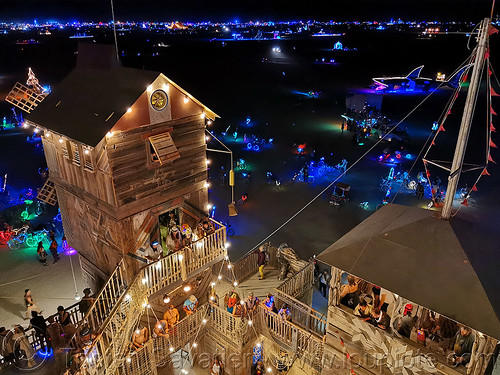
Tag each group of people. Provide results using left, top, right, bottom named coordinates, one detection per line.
left=340, top=273, right=475, bottom=367
left=36, top=230, right=60, bottom=266
left=144, top=213, right=215, bottom=262
left=1, top=288, right=95, bottom=372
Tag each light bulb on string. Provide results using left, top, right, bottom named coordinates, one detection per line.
left=74, top=292, right=81, bottom=301
left=218, top=275, right=222, bottom=280
left=126, top=357, right=131, bottom=363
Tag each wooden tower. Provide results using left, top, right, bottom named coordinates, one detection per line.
left=26, top=59, right=218, bottom=290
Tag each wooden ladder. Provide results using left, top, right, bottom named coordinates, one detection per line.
left=37, top=179, right=58, bottom=206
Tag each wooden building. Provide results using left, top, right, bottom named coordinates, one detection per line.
left=26, top=53, right=219, bottom=289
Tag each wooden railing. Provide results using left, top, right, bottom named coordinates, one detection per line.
left=207, top=304, right=253, bottom=348
left=82, top=225, right=226, bottom=375
left=82, top=259, right=127, bottom=332
left=273, top=289, right=327, bottom=338
left=217, top=244, right=280, bottom=284
left=275, top=262, right=314, bottom=299
left=186, top=221, right=226, bottom=275
left=256, top=306, right=324, bottom=373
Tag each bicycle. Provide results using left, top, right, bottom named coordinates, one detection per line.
left=7, top=225, right=29, bottom=250
left=359, top=201, right=370, bottom=210
left=25, top=229, right=50, bottom=248
left=220, top=221, right=235, bottom=237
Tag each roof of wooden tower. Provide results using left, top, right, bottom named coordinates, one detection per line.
left=317, top=203, right=500, bottom=340
left=27, top=65, right=219, bottom=146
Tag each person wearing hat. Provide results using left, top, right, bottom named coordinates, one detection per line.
left=244, top=292, right=259, bottom=318
left=183, top=295, right=198, bottom=316
left=169, top=226, right=183, bottom=252
left=144, top=241, right=163, bottom=261
left=396, top=303, right=415, bottom=338
left=79, top=288, right=94, bottom=315
left=256, top=245, right=267, bottom=280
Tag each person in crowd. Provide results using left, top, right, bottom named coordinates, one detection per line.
left=63, top=321, right=81, bottom=349
left=450, top=326, right=475, bottom=367
left=263, top=294, right=275, bottom=313
left=225, top=291, right=239, bottom=314
left=396, top=303, right=414, bottom=338
left=416, top=309, right=437, bottom=346
left=57, top=306, right=71, bottom=326
left=30, top=311, right=47, bottom=350
left=144, top=241, right=163, bottom=261
left=154, top=320, right=169, bottom=338
left=37, top=242, right=48, bottom=267
left=46, top=315, right=65, bottom=351
left=131, top=326, right=148, bottom=351
left=163, top=304, right=180, bottom=328
left=354, top=299, right=373, bottom=321
left=233, top=301, right=244, bottom=317
left=0, top=327, right=15, bottom=365
left=49, top=239, right=59, bottom=263
left=181, top=224, right=194, bottom=247
left=432, top=315, right=459, bottom=354
left=168, top=212, right=179, bottom=229
left=208, top=288, right=219, bottom=307
left=169, top=226, right=183, bottom=252
left=278, top=304, right=291, bottom=321
left=210, top=356, right=223, bottom=375
left=372, top=285, right=386, bottom=310
left=303, top=163, right=309, bottom=184
left=79, top=288, right=94, bottom=315
left=183, top=295, right=198, bottom=316
left=244, top=292, right=259, bottom=318
left=318, top=270, right=330, bottom=298
left=256, top=245, right=267, bottom=280
left=252, top=361, right=264, bottom=375
left=340, top=275, right=359, bottom=309
left=49, top=230, right=56, bottom=242
left=197, top=219, right=214, bottom=238
left=13, top=325, right=36, bottom=368
left=371, top=307, right=391, bottom=331
left=275, top=350, right=290, bottom=373
left=416, top=182, right=425, bottom=199
left=24, top=289, right=38, bottom=319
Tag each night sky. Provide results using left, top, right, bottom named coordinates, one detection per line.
left=0, top=0, right=496, bottom=22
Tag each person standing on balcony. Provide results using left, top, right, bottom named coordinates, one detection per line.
left=183, top=295, right=198, bottom=316
left=144, top=241, right=162, bottom=262
left=30, top=311, right=47, bottom=351
left=131, top=326, right=148, bottom=351
left=49, top=239, right=59, bottom=263
left=46, top=315, right=65, bottom=351
left=154, top=320, right=169, bottom=338
left=57, top=306, right=71, bottom=326
left=37, top=242, right=48, bottom=267
left=163, top=305, right=180, bottom=335
left=256, top=245, right=267, bottom=280
left=244, top=292, right=259, bottom=318
left=318, top=270, right=330, bottom=298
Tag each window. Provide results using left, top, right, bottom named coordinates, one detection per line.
left=83, top=149, right=94, bottom=172
left=70, top=142, right=81, bottom=166
left=148, top=132, right=180, bottom=165
left=61, top=140, right=70, bottom=160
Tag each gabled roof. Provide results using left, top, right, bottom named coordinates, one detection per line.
left=27, top=66, right=219, bottom=147
left=27, top=66, right=158, bottom=146
left=317, top=203, right=500, bottom=340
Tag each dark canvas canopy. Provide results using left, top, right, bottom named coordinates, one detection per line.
left=28, top=66, right=159, bottom=146
left=317, top=203, right=500, bottom=340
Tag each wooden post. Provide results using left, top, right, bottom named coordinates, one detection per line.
left=180, top=249, right=188, bottom=281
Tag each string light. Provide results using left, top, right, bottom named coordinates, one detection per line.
left=267, top=368, right=272, bottom=373
left=169, top=346, right=174, bottom=352
left=207, top=203, right=213, bottom=210
left=202, top=319, right=207, bottom=324
left=84, top=149, right=90, bottom=155
left=22, top=123, right=28, bottom=128
left=146, top=304, right=151, bottom=309
left=34, top=128, right=39, bottom=134
left=59, top=138, right=64, bottom=143
left=218, top=275, right=222, bottom=280
left=163, top=294, right=170, bottom=304
left=204, top=182, right=210, bottom=188
left=192, top=342, right=198, bottom=348
left=135, top=329, right=141, bottom=335
left=233, top=281, right=238, bottom=287
left=210, top=282, right=216, bottom=287
left=183, top=285, right=191, bottom=292
left=127, top=107, right=132, bottom=113
left=125, top=294, right=131, bottom=301
left=178, top=254, right=184, bottom=261
left=107, top=131, right=114, bottom=137
left=147, top=85, right=153, bottom=92
left=227, top=264, right=232, bottom=269
left=184, top=96, right=189, bottom=104
left=74, top=293, right=81, bottom=301
left=205, top=135, right=210, bottom=142
left=225, top=243, right=230, bottom=249
left=126, top=357, right=131, bottom=363
left=206, top=159, right=211, bottom=165
left=207, top=120, right=213, bottom=125
left=142, top=302, right=147, bottom=308
left=45, top=132, right=50, bottom=138
left=248, top=320, right=253, bottom=325
left=201, top=112, right=206, bottom=119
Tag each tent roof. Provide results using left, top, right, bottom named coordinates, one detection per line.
left=27, top=66, right=219, bottom=147
left=317, top=203, right=500, bottom=340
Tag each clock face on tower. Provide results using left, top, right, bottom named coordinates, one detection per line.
left=150, top=89, right=168, bottom=111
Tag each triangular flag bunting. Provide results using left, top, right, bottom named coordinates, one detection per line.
left=472, top=184, right=478, bottom=191
left=438, top=125, right=445, bottom=132
left=340, top=338, right=344, bottom=346
left=482, top=168, right=490, bottom=176
left=490, top=139, right=497, bottom=148
left=346, top=352, right=351, bottom=359
left=447, top=109, right=452, bottom=115
left=461, top=199, right=469, bottom=206
left=489, top=69, right=492, bottom=76
left=488, top=154, right=496, bottom=163
left=491, top=123, right=496, bottom=132
left=351, top=370, right=356, bottom=375
left=431, top=141, right=435, bottom=146
left=489, top=25, right=499, bottom=35
left=485, top=49, right=490, bottom=59
left=491, top=87, right=500, bottom=97
left=491, top=107, right=497, bottom=116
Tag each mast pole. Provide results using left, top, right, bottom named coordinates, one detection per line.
left=441, top=18, right=490, bottom=220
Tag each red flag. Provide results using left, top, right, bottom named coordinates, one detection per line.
left=447, top=109, right=452, bottom=115
left=340, top=338, right=344, bottom=346
left=431, top=189, right=435, bottom=195
left=490, top=139, right=497, bottom=148
left=485, top=49, right=490, bottom=59
left=346, top=352, right=351, bottom=359
left=426, top=171, right=431, bottom=178
left=482, top=168, right=491, bottom=176
left=491, top=107, right=497, bottom=116
left=488, top=154, right=496, bottom=163
left=351, top=370, right=356, bottom=375
left=423, top=160, right=428, bottom=165
left=489, top=25, right=499, bottom=35
left=492, top=87, right=500, bottom=97
left=431, top=141, right=435, bottom=146
left=461, top=199, right=469, bottom=206
left=472, top=184, right=478, bottom=191
left=438, top=125, right=446, bottom=132
left=491, top=123, right=496, bottom=132
left=489, top=69, right=492, bottom=76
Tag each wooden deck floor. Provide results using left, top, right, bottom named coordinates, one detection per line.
left=214, top=266, right=283, bottom=301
